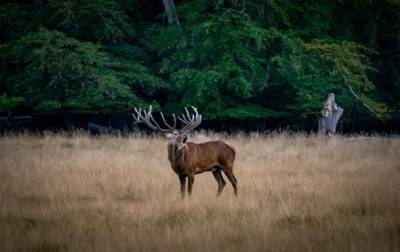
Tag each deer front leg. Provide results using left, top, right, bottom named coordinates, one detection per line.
left=187, top=175, right=194, bottom=196
left=179, top=175, right=186, bottom=199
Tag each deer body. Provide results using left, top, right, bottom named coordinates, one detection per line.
left=168, top=140, right=237, bottom=197
left=133, top=106, right=238, bottom=198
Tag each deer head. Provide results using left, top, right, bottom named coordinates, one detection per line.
left=132, top=106, right=202, bottom=150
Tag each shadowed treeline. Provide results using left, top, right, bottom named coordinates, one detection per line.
left=1, top=113, right=398, bottom=134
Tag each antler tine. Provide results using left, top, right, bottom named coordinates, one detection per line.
left=133, top=106, right=171, bottom=132
left=177, top=107, right=192, bottom=124
left=133, top=106, right=157, bottom=130
left=144, top=109, right=171, bottom=132
left=132, top=108, right=140, bottom=122
left=182, top=114, right=202, bottom=133
left=178, top=107, right=194, bottom=130
left=160, top=112, right=177, bottom=130
left=171, top=114, right=177, bottom=128
left=180, top=106, right=202, bottom=133
left=178, top=114, right=189, bottom=124
left=185, top=107, right=192, bottom=121
left=132, top=107, right=146, bottom=124
left=182, top=119, right=201, bottom=133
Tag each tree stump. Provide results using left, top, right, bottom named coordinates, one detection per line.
left=318, top=93, right=344, bottom=136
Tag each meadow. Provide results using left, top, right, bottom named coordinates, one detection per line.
left=0, top=132, right=399, bottom=251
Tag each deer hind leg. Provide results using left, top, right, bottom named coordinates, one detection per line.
left=222, top=169, right=238, bottom=196
left=187, top=175, right=194, bottom=196
left=179, top=175, right=186, bottom=199
left=212, top=168, right=226, bottom=196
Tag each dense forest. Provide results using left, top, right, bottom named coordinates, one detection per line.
left=1, top=0, right=399, bottom=132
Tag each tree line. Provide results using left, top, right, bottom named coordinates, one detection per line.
left=1, top=0, right=399, bottom=131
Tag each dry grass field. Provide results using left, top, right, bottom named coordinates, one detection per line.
left=0, top=132, right=399, bottom=252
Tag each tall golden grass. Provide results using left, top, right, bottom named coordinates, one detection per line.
left=0, top=132, right=399, bottom=251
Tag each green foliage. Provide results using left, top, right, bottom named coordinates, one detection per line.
left=305, top=40, right=376, bottom=90
left=1, top=29, right=160, bottom=113
left=47, top=0, right=134, bottom=43
left=0, top=0, right=399, bottom=129
left=305, top=39, right=390, bottom=119
left=0, top=4, right=37, bottom=41
left=224, top=104, right=283, bottom=119
left=0, top=94, right=23, bottom=112
left=152, top=4, right=278, bottom=119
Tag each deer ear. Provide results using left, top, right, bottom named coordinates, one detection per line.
left=183, top=135, right=188, bottom=143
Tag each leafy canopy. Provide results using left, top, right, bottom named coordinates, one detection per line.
left=0, top=0, right=399, bottom=129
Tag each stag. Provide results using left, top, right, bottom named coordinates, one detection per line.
left=132, top=106, right=238, bottom=198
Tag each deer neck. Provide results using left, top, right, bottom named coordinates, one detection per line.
left=167, top=142, right=186, bottom=173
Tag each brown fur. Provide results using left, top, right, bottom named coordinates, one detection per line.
left=167, top=140, right=237, bottom=198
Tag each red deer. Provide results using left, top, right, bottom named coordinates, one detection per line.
left=132, top=106, right=237, bottom=198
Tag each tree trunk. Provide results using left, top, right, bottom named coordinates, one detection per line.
left=255, top=0, right=266, bottom=52
left=160, top=0, right=186, bottom=47
left=318, top=93, right=344, bottom=136
left=161, top=0, right=180, bottom=26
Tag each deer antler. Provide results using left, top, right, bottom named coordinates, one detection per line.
left=133, top=106, right=202, bottom=133
left=132, top=106, right=171, bottom=132
left=178, top=106, right=202, bottom=134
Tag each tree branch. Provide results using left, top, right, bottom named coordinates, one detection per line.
left=338, top=67, right=384, bottom=122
